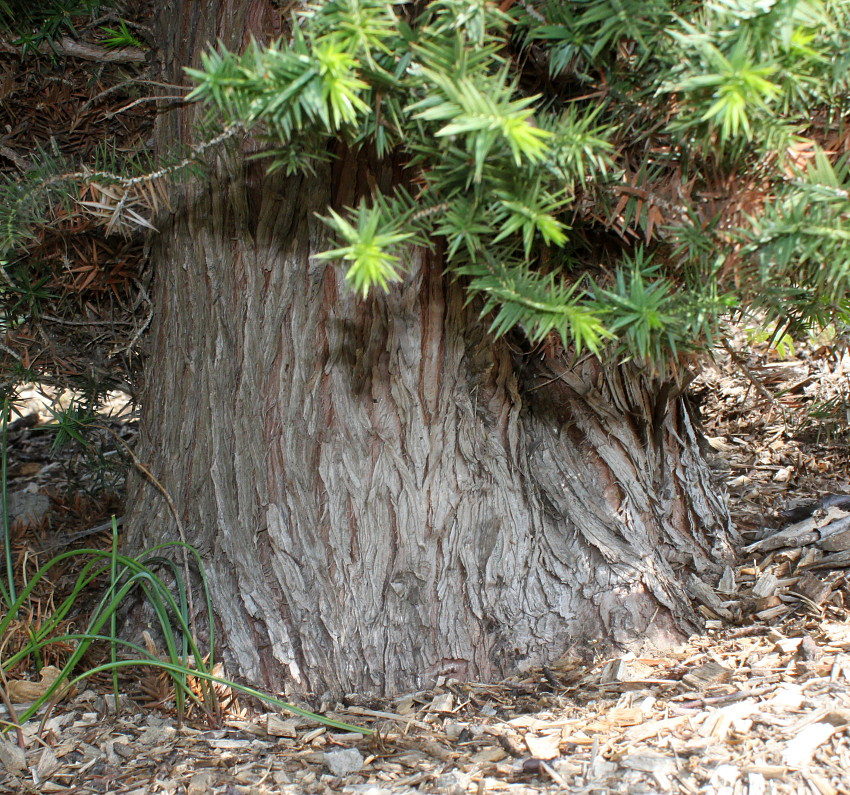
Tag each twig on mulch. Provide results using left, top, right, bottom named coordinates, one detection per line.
left=721, top=337, right=787, bottom=424
left=0, top=36, right=145, bottom=63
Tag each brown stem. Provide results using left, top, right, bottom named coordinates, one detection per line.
left=0, top=680, right=25, bottom=749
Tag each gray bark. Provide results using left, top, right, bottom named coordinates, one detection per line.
left=125, top=0, right=736, bottom=698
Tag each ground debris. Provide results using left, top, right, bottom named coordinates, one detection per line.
left=3, top=613, right=850, bottom=793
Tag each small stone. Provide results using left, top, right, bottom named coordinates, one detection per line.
left=138, top=724, right=175, bottom=745
left=585, top=757, right=616, bottom=778
left=0, top=740, right=25, bottom=774
left=6, top=490, right=50, bottom=529
left=710, top=763, right=741, bottom=787
left=799, top=635, right=822, bottom=661
left=188, top=772, right=214, bottom=795
left=324, top=747, right=364, bottom=777
left=443, top=720, right=467, bottom=740
left=433, top=770, right=470, bottom=794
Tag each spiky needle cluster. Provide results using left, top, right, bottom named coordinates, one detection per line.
left=182, top=0, right=850, bottom=368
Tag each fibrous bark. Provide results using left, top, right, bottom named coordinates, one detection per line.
left=126, top=0, right=735, bottom=698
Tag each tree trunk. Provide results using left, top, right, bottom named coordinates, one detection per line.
left=126, top=0, right=736, bottom=698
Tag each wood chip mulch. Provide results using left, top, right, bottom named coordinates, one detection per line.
left=3, top=602, right=850, bottom=794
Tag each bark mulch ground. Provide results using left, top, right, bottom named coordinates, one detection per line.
left=3, top=331, right=850, bottom=794
left=2, top=609, right=850, bottom=794
left=3, top=6, right=849, bottom=793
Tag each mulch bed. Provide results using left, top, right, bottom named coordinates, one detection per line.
left=2, top=610, right=850, bottom=794
left=3, top=331, right=850, bottom=793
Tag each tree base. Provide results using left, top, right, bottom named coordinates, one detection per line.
left=126, top=165, right=734, bottom=696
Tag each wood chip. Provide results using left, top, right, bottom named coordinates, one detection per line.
left=266, top=714, right=299, bottom=737
left=682, top=661, right=732, bottom=689
left=774, top=637, right=802, bottom=654
left=699, top=700, right=758, bottom=740
left=752, top=572, right=779, bottom=598
left=427, top=693, right=454, bottom=713
left=600, top=658, right=631, bottom=683
left=524, top=732, right=560, bottom=760
left=806, top=771, right=838, bottom=795
left=470, top=747, right=507, bottom=763
left=819, top=523, right=850, bottom=551
left=742, top=765, right=788, bottom=779
left=781, top=722, right=838, bottom=767
left=687, top=575, right=733, bottom=619
left=620, top=752, right=677, bottom=775
left=718, top=566, right=737, bottom=594
left=795, top=573, right=833, bottom=605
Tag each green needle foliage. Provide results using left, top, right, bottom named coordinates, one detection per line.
left=317, top=201, right=415, bottom=296
left=0, top=1, right=103, bottom=55
left=99, top=19, right=146, bottom=50
left=161, top=0, right=850, bottom=369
